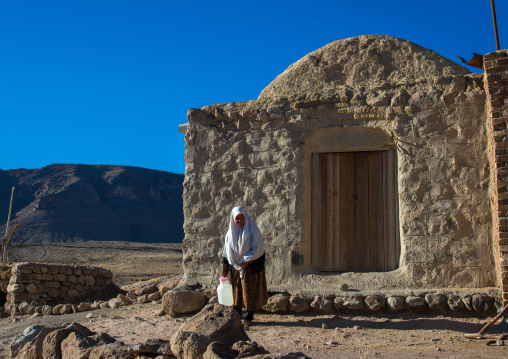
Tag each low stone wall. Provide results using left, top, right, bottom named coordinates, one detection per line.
left=1, top=262, right=119, bottom=306
left=262, top=289, right=501, bottom=315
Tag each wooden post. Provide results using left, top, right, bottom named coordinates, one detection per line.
left=2, top=187, right=16, bottom=264
left=491, top=0, right=501, bottom=50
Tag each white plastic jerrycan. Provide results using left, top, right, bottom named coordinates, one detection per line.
left=217, top=276, right=233, bottom=305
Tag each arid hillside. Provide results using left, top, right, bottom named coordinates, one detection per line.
left=0, top=164, right=184, bottom=243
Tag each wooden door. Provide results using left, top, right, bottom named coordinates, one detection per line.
left=311, top=150, right=398, bottom=272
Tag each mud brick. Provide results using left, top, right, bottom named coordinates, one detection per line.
left=484, top=51, right=508, bottom=61
left=487, top=74, right=501, bottom=83
left=484, top=60, right=496, bottom=68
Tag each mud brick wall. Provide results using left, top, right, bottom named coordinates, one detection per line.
left=484, top=50, right=508, bottom=304
left=3, top=263, right=115, bottom=306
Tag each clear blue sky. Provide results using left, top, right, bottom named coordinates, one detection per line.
left=1, top=1, right=506, bottom=174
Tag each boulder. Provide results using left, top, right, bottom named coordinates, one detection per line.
left=343, top=297, right=364, bottom=310
left=333, top=297, right=344, bottom=309
left=177, top=304, right=249, bottom=346
left=158, top=275, right=182, bottom=295
left=117, top=293, right=132, bottom=305
left=462, top=296, right=473, bottom=311
left=447, top=295, right=465, bottom=311
left=52, top=304, right=65, bottom=315
left=130, top=338, right=173, bottom=357
left=138, top=294, right=150, bottom=304
left=121, top=278, right=160, bottom=296
left=88, top=342, right=136, bottom=359
left=263, top=294, right=289, bottom=312
left=108, top=298, right=122, bottom=308
left=365, top=295, right=386, bottom=311
left=162, top=289, right=206, bottom=316
left=61, top=332, right=117, bottom=359
left=77, top=302, right=90, bottom=312
left=406, top=296, right=426, bottom=309
left=202, top=341, right=239, bottom=359
left=42, top=305, right=54, bottom=315
left=42, top=323, right=95, bottom=359
left=10, top=324, right=55, bottom=359
left=126, top=291, right=137, bottom=300
left=232, top=340, right=270, bottom=357
left=425, top=293, right=447, bottom=311
left=61, top=304, right=73, bottom=315
left=310, top=296, right=332, bottom=311
left=170, top=331, right=215, bottom=359
left=289, top=295, right=309, bottom=313
left=18, top=302, right=30, bottom=315
left=472, top=294, right=494, bottom=313
left=387, top=296, right=405, bottom=311
left=147, top=291, right=161, bottom=302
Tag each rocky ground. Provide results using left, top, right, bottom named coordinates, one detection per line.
left=1, top=304, right=507, bottom=358
left=2, top=241, right=508, bottom=358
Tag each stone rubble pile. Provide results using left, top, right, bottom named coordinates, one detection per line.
left=10, top=322, right=171, bottom=359
left=9, top=304, right=310, bottom=359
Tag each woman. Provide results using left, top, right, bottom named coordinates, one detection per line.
left=222, top=206, right=268, bottom=329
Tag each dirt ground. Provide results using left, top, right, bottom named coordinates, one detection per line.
left=7, top=241, right=183, bottom=286
left=2, top=242, right=508, bottom=358
left=1, top=305, right=507, bottom=358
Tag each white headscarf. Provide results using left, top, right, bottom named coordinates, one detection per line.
left=222, top=206, right=264, bottom=276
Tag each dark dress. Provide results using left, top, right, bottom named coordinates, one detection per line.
left=222, top=253, right=268, bottom=321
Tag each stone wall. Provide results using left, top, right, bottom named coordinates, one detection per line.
left=1, top=262, right=118, bottom=307
left=182, top=73, right=496, bottom=294
left=484, top=50, right=508, bottom=304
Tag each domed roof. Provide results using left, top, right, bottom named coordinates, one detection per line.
left=259, top=35, right=470, bottom=100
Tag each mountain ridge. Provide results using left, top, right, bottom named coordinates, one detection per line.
left=0, top=164, right=184, bottom=243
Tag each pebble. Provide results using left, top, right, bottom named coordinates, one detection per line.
left=86, top=313, right=94, bottom=318
left=353, top=325, right=361, bottom=330
left=322, top=323, right=328, bottom=329
left=323, top=341, right=339, bottom=346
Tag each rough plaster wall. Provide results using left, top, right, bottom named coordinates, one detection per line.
left=182, top=75, right=495, bottom=294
